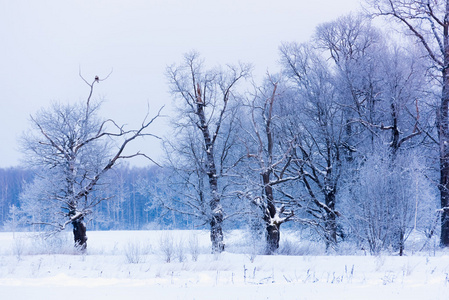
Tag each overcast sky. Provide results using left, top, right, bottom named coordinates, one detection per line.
left=0, top=0, right=362, bottom=168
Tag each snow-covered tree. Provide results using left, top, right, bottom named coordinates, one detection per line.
left=20, top=75, right=161, bottom=250
left=279, top=42, right=347, bottom=249
left=313, top=13, right=434, bottom=253
left=367, top=0, right=449, bottom=247
left=342, top=149, right=437, bottom=254
left=3, top=204, right=23, bottom=237
left=165, top=52, right=250, bottom=253
left=238, top=77, right=297, bottom=254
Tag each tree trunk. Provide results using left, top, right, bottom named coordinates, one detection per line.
left=324, top=192, right=337, bottom=250
left=209, top=171, right=224, bottom=253
left=196, top=95, right=225, bottom=253
left=266, top=222, right=281, bottom=254
left=210, top=207, right=224, bottom=253
left=440, top=63, right=449, bottom=247
left=439, top=126, right=449, bottom=247
left=262, top=172, right=281, bottom=254
left=208, top=172, right=225, bottom=252
left=72, top=218, right=87, bottom=250
left=390, top=102, right=404, bottom=254
left=324, top=213, right=337, bottom=251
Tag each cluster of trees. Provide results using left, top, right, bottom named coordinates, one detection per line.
left=160, top=11, right=441, bottom=255
left=2, top=2, right=449, bottom=255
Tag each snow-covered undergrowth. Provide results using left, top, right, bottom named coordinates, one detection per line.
left=0, top=230, right=448, bottom=299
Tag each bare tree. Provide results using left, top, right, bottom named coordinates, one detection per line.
left=343, top=149, right=436, bottom=255
left=240, top=77, right=296, bottom=254
left=165, top=52, right=251, bottom=253
left=279, top=42, right=346, bottom=249
left=20, top=74, right=161, bottom=250
left=367, top=0, right=449, bottom=247
left=315, top=14, right=384, bottom=155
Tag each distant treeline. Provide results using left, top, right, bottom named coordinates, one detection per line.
left=0, top=165, right=196, bottom=231
left=0, top=167, right=32, bottom=226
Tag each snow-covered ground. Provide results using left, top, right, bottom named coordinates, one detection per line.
left=0, top=230, right=448, bottom=299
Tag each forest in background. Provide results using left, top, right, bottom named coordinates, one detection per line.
left=0, top=166, right=194, bottom=231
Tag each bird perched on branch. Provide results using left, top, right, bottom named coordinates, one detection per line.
left=95, top=76, right=99, bottom=83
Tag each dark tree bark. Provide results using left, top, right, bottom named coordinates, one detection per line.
left=440, top=65, right=449, bottom=246
left=324, top=192, right=337, bottom=248
left=72, top=218, right=87, bottom=250
left=262, top=172, right=280, bottom=253
left=440, top=9, right=449, bottom=245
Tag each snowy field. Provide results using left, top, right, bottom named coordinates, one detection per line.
left=0, top=230, right=449, bottom=299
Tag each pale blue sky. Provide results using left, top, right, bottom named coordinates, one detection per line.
left=0, top=0, right=361, bottom=168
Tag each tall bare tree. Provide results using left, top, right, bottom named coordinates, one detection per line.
left=21, top=75, right=161, bottom=250
left=279, top=43, right=346, bottom=249
left=367, top=0, right=449, bottom=246
left=241, top=77, right=297, bottom=254
left=166, top=52, right=250, bottom=253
